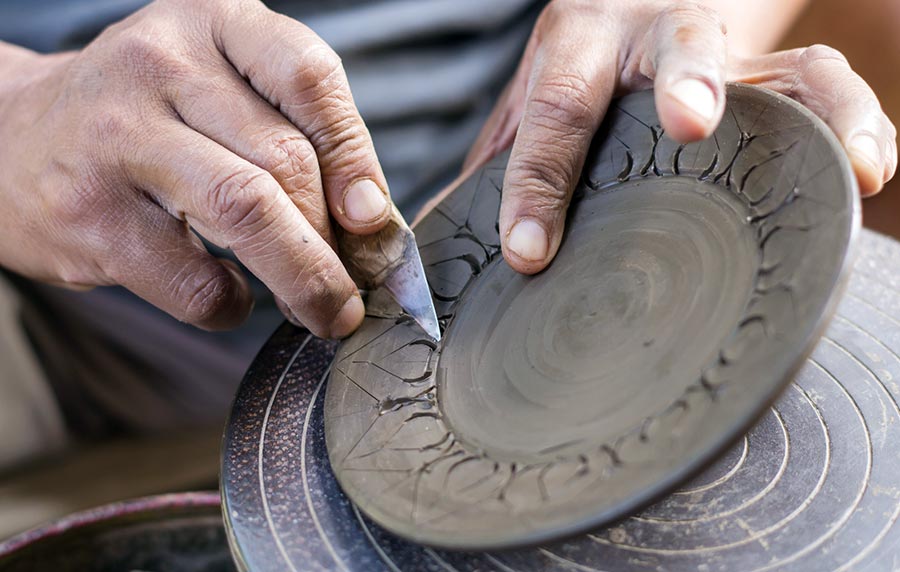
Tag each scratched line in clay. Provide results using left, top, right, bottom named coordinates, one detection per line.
left=223, top=233, right=900, bottom=569
left=222, top=230, right=900, bottom=572
left=320, top=84, right=859, bottom=550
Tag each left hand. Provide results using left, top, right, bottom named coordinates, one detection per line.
left=462, top=0, right=897, bottom=275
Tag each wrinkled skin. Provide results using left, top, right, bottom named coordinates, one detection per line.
left=0, top=0, right=392, bottom=338
left=0, top=0, right=895, bottom=338
left=456, top=0, right=898, bottom=274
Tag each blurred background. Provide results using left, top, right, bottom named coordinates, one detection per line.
left=0, top=0, right=897, bottom=542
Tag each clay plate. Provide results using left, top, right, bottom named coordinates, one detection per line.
left=221, top=227, right=900, bottom=571
left=323, top=84, right=859, bottom=549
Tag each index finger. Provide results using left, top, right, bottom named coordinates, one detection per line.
left=216, top=2, right=393, bottom=235
left=500, top=7, right=618, bottom=274
left=131, top=122, right=364, bottom=339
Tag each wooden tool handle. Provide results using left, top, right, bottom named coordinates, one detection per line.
left=335, top=204, right=411, bottom=290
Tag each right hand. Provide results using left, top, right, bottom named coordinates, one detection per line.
left=0, top=0, right=392, bottom=338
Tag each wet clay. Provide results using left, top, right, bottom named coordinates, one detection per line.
left=321, top=84, right=859, bottom=549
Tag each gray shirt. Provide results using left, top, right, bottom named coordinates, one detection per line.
left=0, top=0, right=542, bottom=436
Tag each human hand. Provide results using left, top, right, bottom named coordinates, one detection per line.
left=464, top=0, right=897, bottom=275
left=0, top=0, right=392, bottom=338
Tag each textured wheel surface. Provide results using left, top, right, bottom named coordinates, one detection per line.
left=322, top=84, right=859, bottom=548
left=221, top=230, right=900, bottom=572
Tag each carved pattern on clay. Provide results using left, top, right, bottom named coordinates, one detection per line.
left=323, top=85, right=858, bottom=549
left=221, top=234, right=900, bottom=572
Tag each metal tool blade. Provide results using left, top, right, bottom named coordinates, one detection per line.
left=383, top=231, right=441, bottom=341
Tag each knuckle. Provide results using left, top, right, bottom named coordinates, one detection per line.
left=55, top=165, right=116, bottom=227
left=778, top=46, right=812, bottom=78
left=801, top=44, right=849, bottom=66
left=276, top=38, right=357, bottom=125
left=263, top=134, right=321, bottom=190
left=795, top=44, right=873, bottom=102
left=113, top=31, right=190, bottom=81
left=206, top=168, right=274, bottom=231
left=288, top=41, right=345, bottom=96
left=90, top=109, right=134, bottom=142
left=67, top=182, right=108, bottom=225
left=306, top=44, right=344, bottom=84
left=650, top=3, right=726, bottom=59
left=293, top=252, right=347, bottom=315
left=789, top=44, right=857, bottom=101
left=180, top=266, right=232, bottom=325
left=118, top=33, right=166, bottom=64
left=507, top=152, right=573, bottom=210
left=528, top=74, right=597, bottom=131
left=308, top=114, right=370, bottom=167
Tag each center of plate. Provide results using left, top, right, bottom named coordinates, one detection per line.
left=437, top=177, right=759, bottom=464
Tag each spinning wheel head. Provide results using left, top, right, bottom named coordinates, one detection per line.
left=323, top=84, right=859, bottom=549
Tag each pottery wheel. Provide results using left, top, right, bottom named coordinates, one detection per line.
left=319, top=84, right=858, bottom=549
left=222, top=229, right=900, bottom=572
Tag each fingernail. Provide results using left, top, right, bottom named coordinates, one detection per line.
left=343, top=179, right=388, bottom=223
left=507, top=218, right=549, bottom=262
left=668, top=78, right=717, bottom=123
left=331, top=293, right=365, bottom=339
left=848, top=133, right=882, bottom=171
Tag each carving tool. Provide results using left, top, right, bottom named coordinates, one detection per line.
left=336, top=204, right=441, bottom=341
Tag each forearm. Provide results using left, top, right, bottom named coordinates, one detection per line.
left=700, top=0, right=811, bottom=56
